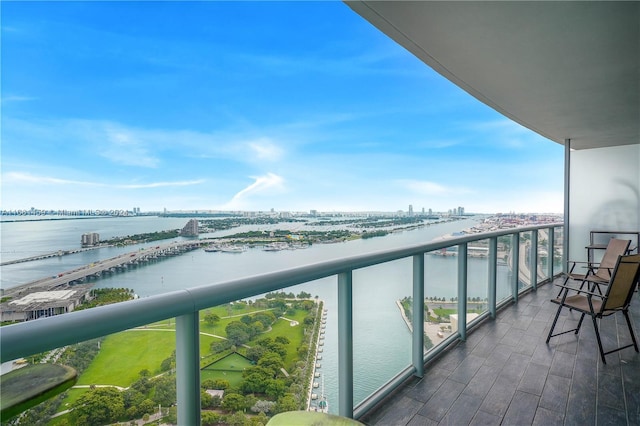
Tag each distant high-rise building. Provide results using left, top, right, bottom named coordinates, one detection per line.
left=310, top=210, right=318, bottom=216
left=81, top=232, right=100, bottom=247
left=408, top=205, right=414, bottom=216
left=179, top=219, right=199, bottom=237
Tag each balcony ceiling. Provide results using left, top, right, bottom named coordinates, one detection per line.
left=346, top=1, right=639, bottom=150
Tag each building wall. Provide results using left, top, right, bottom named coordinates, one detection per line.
left=569, top=144, right=640, bottom=262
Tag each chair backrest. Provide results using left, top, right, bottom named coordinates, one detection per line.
left=594, top=238, right=632, bottom=281
left=602, top=253, right=640, bottom=312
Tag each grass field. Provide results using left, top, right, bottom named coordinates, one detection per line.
left=200, top=369, right=244, bottom=388
left=77, top=330, right=175, bottom=387
left=269, top=312, right=308, bottom=368
left=201, top=352, right=253, bottom=389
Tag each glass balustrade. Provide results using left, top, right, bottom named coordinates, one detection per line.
left=0, top=224, right=563, bottom=424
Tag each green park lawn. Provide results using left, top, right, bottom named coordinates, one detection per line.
left=269, top=312, right=308, bottom=367
left=52, top=301, right=315, bottom=419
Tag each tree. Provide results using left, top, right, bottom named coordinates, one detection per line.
left=228, top=411, right=249, bottom=426
left=222, top=393, right=246, bottom=413
left=73, top=387, right=124, bottom=425
left=202, top=411, right=222, bottom=426
left=251, top=400, right=276, bottom=414
left=275, top=394, right=299, bottom=413
left=246, top=345, right=267, bottom=362
left=204, top=311, right=221, bottom=327
left=138, top=398, right=156, bottom=416
left=153, top=376, right=176, bottom=406
left=265, top=379, right=287, bottom=399
left=122, top=388, right=145, bottom=411
left=258, top=352, right=284, bottom=375
left=274, top=336, right=290, bottom=345
left=226, top=321, right=251, bottom=345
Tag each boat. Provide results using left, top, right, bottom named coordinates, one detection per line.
left=203, top=245, right=220, bottom=252
left=219, top=245, right=246, bottom=253
left=263, top=242, right=289, bottom=251
left=318, top=376, right=329, bottom=413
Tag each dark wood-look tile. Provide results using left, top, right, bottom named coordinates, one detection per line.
left=438, top=393, right=483, bottom=426
left=406, top=414, right=438, bottom=426
left=468, top=410, right=501, bottom=426
left=362, top=278, right=640, bottom=426
left=417, top=379, right=465, bottom=422
left=477, top=375, right=517, bottom=417
left=461, top=364, right=501, bottom=399
left=596, top=405, right=627, bottom=426
left=532, top=406, right=564, bottom=425
left=448, top=354, right=485, bottom=385
left=597, top=372, right=626, bottom=411
left=404, top=367, right=451, bottom=403
left=371, top=395, right=424, bottom=426
left=501, top=390, right=539, bottom=425
left=538, top=373, right=570, bottom=414
left=517, top=362, right=549, bottom=396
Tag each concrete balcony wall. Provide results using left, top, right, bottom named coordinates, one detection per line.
left=569, top=143, right=640, bottom=262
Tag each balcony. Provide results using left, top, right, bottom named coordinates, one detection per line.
left=2, top=224, right=567, bottom=424
left=361, top=276, right=640, bottom=425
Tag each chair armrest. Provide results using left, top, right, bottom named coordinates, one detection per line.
left=553, top=282, right=604, bottom=298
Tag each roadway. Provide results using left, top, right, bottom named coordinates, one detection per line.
left=1, top=240, right=211, bottom=298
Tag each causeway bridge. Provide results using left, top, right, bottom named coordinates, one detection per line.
left=1, top=240, right=214, bottom=298
left=0, top=246, right=106, bottom=267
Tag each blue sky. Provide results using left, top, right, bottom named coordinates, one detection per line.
left=1, top=1, right=564, bottom=214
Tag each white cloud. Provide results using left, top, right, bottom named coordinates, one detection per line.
left=1, top=95, right=36, bottom=103
left=247, top=138, right=284, bottom=162
left=223, top=173, right=286, bottom=209
left=464, top=118, right=542, bottom=148
left=398, top=179, right=470, bottom=196
left=2, top=171, right=204, bottom=189
left=99, top=124, right=161, bottom=168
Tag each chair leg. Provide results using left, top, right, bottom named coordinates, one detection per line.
left=557, top=276, right=571, bottom=297
left=575, top=313, right=586, bottom=334
left=546, top=303, right=564, bottom=343
left=591, top=315, right=607, bottom=364
left=622, top=310, right=639, bottom=353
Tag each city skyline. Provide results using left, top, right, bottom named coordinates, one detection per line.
left=1, top=2, right=564, bottom=214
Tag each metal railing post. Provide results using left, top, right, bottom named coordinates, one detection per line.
left=531, top=230, right=538, bottom=290
left=338, top=271, right=354, bottom=418
left=512, top=233, right=520, bottom=302
left=176, top=312, right=200, bottom=426
left=488, top=237, right=497, bottom=318
left=412, top=254, right=424, bottom=378
left=457, top=243, right=468, bottom=341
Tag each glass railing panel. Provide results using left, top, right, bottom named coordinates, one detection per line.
left=197, top=278, right=338, bottom=420
left=467, top=239, right=489, bottom=322
left=9, top=321, right=178, bottom=425
left=353, top=258, right=412, bottom=407
left=536, top=230, right=549, bottom=283
left=496, top=235, right=513, bottom=302
left=553, top=226, right=564, bottom=276
left=424, top=246, right=459, bottom=349
left=518, top=231, right=533, bottom=291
